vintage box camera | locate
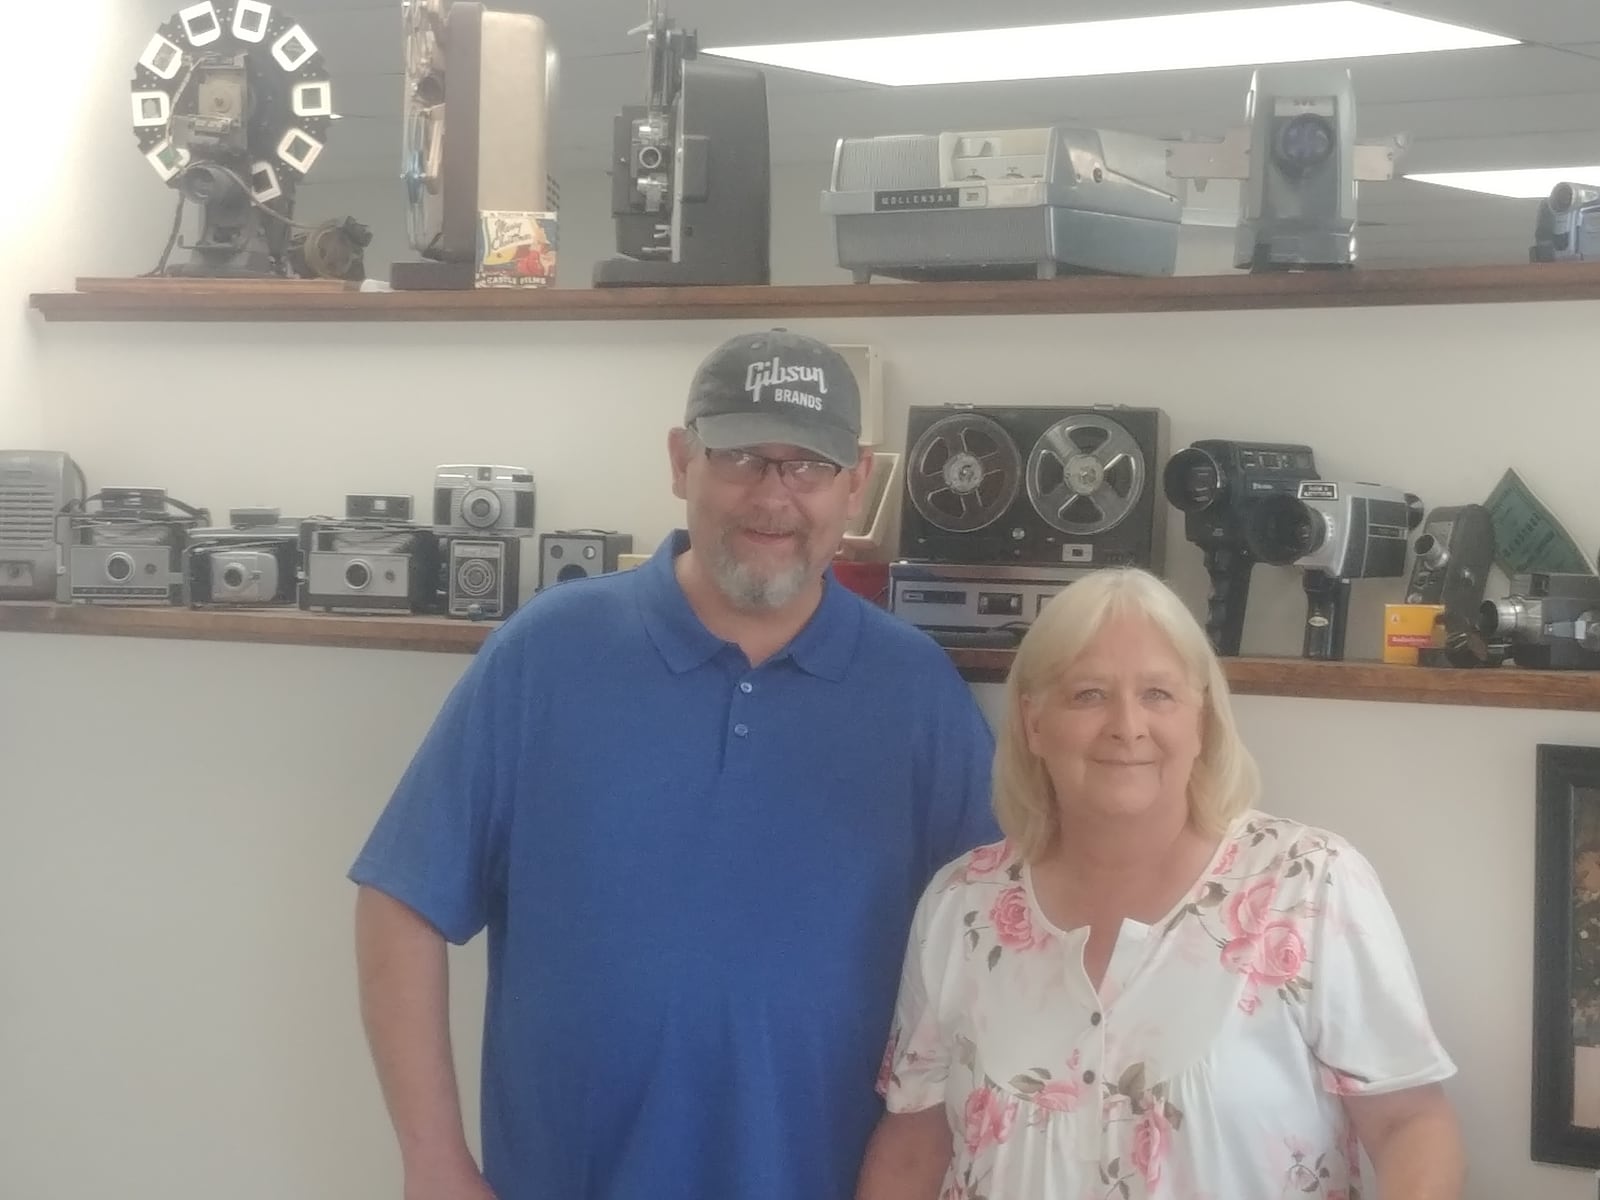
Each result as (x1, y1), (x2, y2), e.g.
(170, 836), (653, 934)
(299, 519), (440, 614)
(184, 509), (301, 607)
(1479, 572), (1600, 670)
(433, 465), (534, 534)
(1246, 480), (1423, 660)
(1163, 439), (1319, 656)
(1531, 182), (1600, 262)
(440, 535), (521, 620)
(0, 450), (87, 600)
(538, 529), (634, 590)
(57, 488), (209, 606)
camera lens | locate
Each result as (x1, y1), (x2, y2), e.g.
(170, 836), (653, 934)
(1272, 113), (1335, 175)
(1162, 448), (1222, 513)
(457, 560), (495, 597)
(462, 488), (499, 528)
(345, 560), (372, 590)
(106, 553), (134, 583)
(222, 563), (247, 589)
(637, 145), (663, 171)
(1245, 494), (1322, 566)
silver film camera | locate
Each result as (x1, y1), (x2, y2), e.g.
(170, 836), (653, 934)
(184, 509), (300, 607)
(432, 465), (535, 534)
(1479, 572), (1600, 670)
(1246, 480), (1423, 660)
(299, 519), (440, 614)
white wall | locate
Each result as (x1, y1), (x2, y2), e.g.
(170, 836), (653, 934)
(8, 4), (1600, 1199)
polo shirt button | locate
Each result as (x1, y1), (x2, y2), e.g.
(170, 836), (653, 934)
(739, 682), (753, 694)
(1082, 1070), (1096, 1084)
(734, 724), (749, 737)
(1090, 1012), (1102, 1026)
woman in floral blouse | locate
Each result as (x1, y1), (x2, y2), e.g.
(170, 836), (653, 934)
(857, 568), (1463, 1200)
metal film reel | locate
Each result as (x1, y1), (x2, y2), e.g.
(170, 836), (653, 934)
(1026, 413), (1146, 537)
(907, 412), (1022, 533)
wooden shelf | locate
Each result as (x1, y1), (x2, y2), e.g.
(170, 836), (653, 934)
(4, 601), (1599, 712)
(28, 262), (1600, 324)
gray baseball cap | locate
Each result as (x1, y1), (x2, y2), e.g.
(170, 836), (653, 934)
(684, 329), (862, 468)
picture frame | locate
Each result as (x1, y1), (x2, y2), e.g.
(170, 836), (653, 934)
(1532, 742), (1600, 1168)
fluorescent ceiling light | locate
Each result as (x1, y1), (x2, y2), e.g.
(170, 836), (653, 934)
(1404, 167), (1600, 199)
(705, 2), (1516, 87)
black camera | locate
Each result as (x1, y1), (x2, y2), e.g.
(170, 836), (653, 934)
(1246, 480), (1424, 660)
(439, 535), (521, 621)
(1162, 440), (1319, 656)
(1478, 572), (1600, 670)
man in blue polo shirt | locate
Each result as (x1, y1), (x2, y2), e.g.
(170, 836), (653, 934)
(350, 329), (997, 1200)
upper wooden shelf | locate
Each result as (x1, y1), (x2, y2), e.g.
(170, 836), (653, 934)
(28, 262), (1600, 324)
(4, 601), (1599, 713)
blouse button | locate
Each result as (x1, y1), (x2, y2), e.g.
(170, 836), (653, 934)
(1089, 1011), (1102, 1026)
(1082, 1070), (1096, 1084)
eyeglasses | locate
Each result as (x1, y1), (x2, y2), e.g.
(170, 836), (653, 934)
(700, 447), (844, 493)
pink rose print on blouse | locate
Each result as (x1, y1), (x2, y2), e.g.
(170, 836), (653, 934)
(1223, 877), (1277, 938)
(1033, 1079), (1082, 1113)
(1213, 839), (1240, 877)
(962, 1085), (1019, 1155)
(989, 885), (1040, 951)
(1130, 1102), (1174, 1187)
(1222, 919), (1308, 988)
(964, 842), (1010, 880)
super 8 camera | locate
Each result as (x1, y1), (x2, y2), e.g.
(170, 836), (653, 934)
(1247, 480), (1424, 660)
(58, 487), (209, 605)
(184, 508), (300, 607)
(1162, 440), (1319, 656)
(1479, 572), (1600, 670)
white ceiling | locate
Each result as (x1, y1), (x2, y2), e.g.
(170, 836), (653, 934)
(297, 0), (1600, 266)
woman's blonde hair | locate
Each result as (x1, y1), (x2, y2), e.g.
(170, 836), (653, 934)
(991, 567), (1260, 860)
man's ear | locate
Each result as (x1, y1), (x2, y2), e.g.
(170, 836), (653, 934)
(842, 446), (874, 521)
(668, 428), (693, 501)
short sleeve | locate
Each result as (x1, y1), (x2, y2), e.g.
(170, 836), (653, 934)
(347, 631), (523, 945)
(878, 884), (954, 1113)
(923, 665), (1000, 867)
(1298, 841), (1456, 1096)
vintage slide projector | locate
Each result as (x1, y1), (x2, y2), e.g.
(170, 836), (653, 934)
(0, 451), (87, 601)
(1530, 182), (1600, 262)
(392, 0), (558, 290)
(890, 405), (1167, 645)
(593, 0), (770, 287)
(1167, 66), (1404, 272)
(130, 2), (337, 277)
(822, 127), (1181, 282)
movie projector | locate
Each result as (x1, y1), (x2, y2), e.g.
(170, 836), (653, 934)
(593, 0), (771, 286)
(1166, 66), (1405, 271)
(130, 2), (338, 277)
(890, 406), (1168, 646)
(392, 0), (557, 289)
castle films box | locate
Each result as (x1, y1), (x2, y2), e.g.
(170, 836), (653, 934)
(476, 211), (559, 288)
(1383, 603), (1445, 665)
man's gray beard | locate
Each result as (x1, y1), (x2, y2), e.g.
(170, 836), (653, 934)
(707, 537), (812, 612)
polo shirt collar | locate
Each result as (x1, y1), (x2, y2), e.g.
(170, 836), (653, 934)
(637, 529), (861, 681)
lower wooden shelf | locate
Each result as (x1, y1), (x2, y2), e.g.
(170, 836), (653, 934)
(3, 601), (1598, 712)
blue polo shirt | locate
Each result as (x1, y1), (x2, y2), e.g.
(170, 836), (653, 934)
(350, 530), (997, 1200)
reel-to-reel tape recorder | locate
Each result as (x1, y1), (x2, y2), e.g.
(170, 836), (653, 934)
(891, 404), (1167, 644)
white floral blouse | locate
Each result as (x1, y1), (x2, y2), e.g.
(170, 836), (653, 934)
(878, 811), (1455, 1200)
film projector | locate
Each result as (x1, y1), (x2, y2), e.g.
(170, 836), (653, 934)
(891, 405), (1167, 645)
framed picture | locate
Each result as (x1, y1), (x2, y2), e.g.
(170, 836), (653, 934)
(1532, 743), (1600, 1167)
